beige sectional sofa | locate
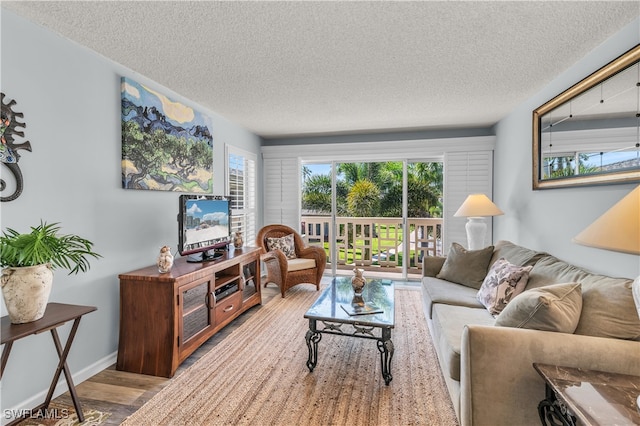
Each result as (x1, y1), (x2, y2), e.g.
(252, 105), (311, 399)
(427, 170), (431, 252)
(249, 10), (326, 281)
(421, 240), (640, 426)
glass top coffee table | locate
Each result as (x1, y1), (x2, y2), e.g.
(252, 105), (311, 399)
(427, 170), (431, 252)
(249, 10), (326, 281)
(303, 276), (395, 385)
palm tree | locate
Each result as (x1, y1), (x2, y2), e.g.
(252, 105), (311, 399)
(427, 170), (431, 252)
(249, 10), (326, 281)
(346, 179), (380, 260)
(302, 174), (332, 213)
(307, 162), (443, 218)
(412, 162), (443, 217)
(302, 172), (349, 215)
(346, 179), (380, 217)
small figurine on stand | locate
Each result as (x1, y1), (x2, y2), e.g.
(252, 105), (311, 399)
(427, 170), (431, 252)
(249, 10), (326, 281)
(351, 268), (366, 295)
(233, 231), (243, 250)
(157, 245), (174, 273)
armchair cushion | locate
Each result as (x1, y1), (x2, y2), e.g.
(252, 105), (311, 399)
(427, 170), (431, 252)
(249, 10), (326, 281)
(287, 258), (316, 272)
(266, 233), (297, 259)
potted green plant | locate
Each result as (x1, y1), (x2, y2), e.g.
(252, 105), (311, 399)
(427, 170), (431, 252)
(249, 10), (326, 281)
(0, 221), (101, 323)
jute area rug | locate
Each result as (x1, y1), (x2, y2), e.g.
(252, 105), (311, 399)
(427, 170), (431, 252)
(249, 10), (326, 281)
(122, 285), (458, 426)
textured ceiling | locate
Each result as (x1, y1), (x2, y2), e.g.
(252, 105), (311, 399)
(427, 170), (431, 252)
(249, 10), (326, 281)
(2, 1), (639, 138)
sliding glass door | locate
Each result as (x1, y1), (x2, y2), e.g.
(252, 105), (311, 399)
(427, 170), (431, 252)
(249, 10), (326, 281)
(301, 160), (442, 280)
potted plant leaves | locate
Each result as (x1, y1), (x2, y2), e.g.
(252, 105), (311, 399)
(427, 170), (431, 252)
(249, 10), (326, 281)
(0, 221), (101, 323)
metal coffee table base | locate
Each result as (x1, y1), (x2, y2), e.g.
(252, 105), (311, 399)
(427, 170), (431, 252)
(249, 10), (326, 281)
(305, 318), (394, 385)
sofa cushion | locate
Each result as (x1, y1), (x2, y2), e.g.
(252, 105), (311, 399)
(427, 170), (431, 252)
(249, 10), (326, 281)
(266, 233), (297, 259)
(436, 243), (494, 289)
(477, 258), (532, 316)
(422, 277), (484, 319)
(431, 304), (495, 381)
(574, 274), (640, 341)
(490, 240), (548, 268)
(495, 282), (582, 333)
(526, 256), (589, 290)
(528, 256), (640, 340)
(423, 256), (446, 277)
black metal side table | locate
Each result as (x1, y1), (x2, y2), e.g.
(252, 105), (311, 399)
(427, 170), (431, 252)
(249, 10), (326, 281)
(1, 303), (96, 425)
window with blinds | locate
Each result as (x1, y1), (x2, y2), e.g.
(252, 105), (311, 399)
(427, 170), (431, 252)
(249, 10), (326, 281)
(443, 151), (494, 251)
(226, 145), (257, 245)
(262, 157), (300, 230)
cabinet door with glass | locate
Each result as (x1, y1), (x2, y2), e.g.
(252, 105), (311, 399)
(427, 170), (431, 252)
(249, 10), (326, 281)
(240, 257), (260, 305)
(177, 276), (214, 357)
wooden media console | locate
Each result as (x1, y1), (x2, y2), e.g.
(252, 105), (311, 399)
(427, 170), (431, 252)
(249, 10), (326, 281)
(117, 246), (261, 377)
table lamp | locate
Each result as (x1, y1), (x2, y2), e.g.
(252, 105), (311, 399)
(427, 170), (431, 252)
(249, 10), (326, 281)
(453, 194), (504, 250)
(572, 185), (640, 411)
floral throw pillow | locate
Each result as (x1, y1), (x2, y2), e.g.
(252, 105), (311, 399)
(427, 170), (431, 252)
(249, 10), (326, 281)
(266, 234), (297, 259)
(477, 258), (533, 316)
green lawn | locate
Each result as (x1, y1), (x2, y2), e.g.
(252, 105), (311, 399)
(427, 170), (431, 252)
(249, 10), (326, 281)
(320, 224), (419, 266)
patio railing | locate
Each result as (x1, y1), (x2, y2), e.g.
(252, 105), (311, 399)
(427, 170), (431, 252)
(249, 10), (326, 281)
(301, 216), (443, 274)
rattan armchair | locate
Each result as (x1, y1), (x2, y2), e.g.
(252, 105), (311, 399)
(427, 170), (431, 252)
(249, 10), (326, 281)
(256, 224), (327, 298)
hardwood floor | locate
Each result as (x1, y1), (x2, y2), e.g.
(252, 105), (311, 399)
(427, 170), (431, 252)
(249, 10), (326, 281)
(38, 284), (281, 425)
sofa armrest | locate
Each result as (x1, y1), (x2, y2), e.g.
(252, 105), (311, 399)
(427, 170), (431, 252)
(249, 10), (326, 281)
(460, 325), (640, 426)
(422, 256), (446, 277)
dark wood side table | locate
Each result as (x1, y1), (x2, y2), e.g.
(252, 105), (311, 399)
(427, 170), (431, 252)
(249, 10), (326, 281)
(1, 303), (96, 426)
(533, 363), (640, 426)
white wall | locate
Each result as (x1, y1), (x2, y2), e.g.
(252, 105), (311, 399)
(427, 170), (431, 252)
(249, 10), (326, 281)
(0, 9), (261, 416)
(493, 17), (640, 279)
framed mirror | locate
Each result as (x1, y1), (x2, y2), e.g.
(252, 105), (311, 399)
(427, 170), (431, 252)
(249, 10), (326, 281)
(533, 44), (640, 189)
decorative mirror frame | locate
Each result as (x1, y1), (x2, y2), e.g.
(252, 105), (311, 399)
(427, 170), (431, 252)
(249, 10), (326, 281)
(533, 44), (640, 190)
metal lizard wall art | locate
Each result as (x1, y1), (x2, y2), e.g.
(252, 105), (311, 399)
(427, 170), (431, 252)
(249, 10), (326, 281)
(1, 93), (32, 202)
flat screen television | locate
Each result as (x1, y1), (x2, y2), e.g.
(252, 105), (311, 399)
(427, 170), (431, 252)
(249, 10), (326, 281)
(178, 195), (231, 262)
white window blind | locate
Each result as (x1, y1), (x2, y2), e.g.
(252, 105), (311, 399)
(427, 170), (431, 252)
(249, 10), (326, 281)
(262, 157), (300, 231)
(226, 145), (257, 245)
(443, 151), (494, 251)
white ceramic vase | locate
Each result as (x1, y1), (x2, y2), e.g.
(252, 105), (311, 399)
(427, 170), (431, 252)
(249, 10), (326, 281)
(1, 264), (53, 324)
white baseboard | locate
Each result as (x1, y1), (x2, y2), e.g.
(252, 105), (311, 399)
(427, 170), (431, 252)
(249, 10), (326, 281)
(2, 351), (117, 425)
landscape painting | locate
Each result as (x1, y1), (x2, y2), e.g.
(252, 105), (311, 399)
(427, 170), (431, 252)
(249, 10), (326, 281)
(121, 77), (213, 192)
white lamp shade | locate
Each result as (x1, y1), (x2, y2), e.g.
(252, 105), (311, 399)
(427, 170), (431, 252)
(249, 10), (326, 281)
(454, 194), (504, 217)
(573, 185), (640, 255)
